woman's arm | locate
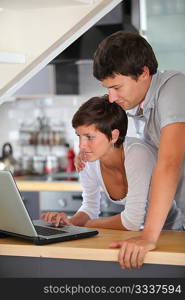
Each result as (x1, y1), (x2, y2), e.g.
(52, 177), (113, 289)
(77, 163), (101, 219)
(70, 211), (91, 226)
(85, 213), (127, 230)
(120, 142), (155, 231)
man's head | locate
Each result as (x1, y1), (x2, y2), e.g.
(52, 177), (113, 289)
(93, 31), (158, 81)
(72, 95), (128, 149)
(93, 31), (158, 110)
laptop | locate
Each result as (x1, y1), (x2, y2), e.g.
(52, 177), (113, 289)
(0, 171), (98, 245)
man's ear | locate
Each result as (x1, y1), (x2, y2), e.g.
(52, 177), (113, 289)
(141, 66), (150, 79)
(111, 129), (120, 144)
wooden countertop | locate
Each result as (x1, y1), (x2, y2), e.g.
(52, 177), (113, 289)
(16, 180), (82, 191)
(0, 229), (185, 266)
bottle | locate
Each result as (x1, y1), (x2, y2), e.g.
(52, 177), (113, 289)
(66, 145), (76, 173)
(45, 155), (58, 174)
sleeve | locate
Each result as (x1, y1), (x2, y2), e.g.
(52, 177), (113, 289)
(121, 143), (156, 230)
(157, 73), (185, 129)
(77, 163), (101, 219)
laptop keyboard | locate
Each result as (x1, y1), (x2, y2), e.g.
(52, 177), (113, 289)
(35, 225), (66, 236)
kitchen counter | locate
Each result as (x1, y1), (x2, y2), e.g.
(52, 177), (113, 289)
(16, 180), (82, 191)
(15, 173), (82, 191)
(0, 229), (185, 278)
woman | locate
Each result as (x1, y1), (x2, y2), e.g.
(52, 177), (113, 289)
(42, 95), (183, 231)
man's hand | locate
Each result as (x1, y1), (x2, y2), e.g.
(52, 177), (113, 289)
(109, 236), (156, 269)
(74, 151), (87, 172)
(41, 211), (71, 227)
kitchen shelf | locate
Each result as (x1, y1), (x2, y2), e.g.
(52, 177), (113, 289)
(19, 129), (65, 146)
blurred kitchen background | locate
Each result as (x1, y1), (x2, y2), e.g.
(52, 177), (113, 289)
(0, 0), (185, 177)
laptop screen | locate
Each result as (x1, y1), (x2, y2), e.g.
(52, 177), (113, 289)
(0, 171), (38, 237)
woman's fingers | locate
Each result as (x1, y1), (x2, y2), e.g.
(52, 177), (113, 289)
(41, 212), (70, 227)
(55, 213), (71, 227)
(41, 212), (55, 223)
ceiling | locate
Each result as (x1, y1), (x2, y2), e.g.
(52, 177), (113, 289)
(0, 0), (93, 10)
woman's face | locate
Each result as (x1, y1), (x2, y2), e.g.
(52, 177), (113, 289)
(75, 124), (113, 162)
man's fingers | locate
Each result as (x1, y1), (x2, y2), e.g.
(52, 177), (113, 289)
(74, 152), (86, 172)
(130, 246), (140, 269)
(137, 247), (147, 268)
(123, 243), (135, 269)
(110, 237), (156, 270)
(118, 242), (127, 269)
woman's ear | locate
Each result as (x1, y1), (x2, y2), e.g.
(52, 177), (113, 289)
(111, 129), (120, 144)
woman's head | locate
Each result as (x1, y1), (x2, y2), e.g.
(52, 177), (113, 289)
(72, 95), (128, 148)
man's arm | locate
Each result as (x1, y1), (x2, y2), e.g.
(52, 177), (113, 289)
(110, 122), (185, 269)
(142, 122), (185, 241)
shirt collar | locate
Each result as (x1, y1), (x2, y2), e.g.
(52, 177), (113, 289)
(142, 70), (160, 112)
(127, 71), (160, 118)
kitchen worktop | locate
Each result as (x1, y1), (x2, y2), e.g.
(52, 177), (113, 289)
(15, 173), (82, 191)
(0, 229), (185, 266)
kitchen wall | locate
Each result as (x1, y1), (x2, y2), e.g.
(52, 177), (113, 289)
(0, 60), (137, 167)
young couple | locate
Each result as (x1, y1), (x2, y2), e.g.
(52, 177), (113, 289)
(42, 31), (185, 269)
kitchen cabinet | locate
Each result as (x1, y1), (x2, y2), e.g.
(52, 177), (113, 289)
(15, 178), (82, 221)
(15, 179), (123, 218)
(0, 229), (184, 278)
(40, 191), (123, 216)
(40, 191), (84, 215)
(16, 180), (82, 220)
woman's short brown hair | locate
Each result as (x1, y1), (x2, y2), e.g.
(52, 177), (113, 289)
(72, 95), (128, 148)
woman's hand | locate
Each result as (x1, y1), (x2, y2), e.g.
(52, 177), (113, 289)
(41, 211), (71, 227)
(74, 151), (87, 172)
(109, 236), (156, 269)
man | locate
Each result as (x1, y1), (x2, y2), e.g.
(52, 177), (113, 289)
(76, 31), (185, 269)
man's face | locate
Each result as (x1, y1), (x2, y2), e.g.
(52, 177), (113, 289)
(102, 72), (150, 111)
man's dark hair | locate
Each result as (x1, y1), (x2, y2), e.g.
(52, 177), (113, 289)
(72, 95), (128, 148)
(93, 31), (158, 81)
